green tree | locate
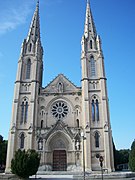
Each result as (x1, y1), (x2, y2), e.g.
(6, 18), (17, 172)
(129, 140), (135, 172)
(113, 140), (130, 170)
(11, 149), (40, 179)
(0, 135), (3, 142)
(0, 135), (8, 167)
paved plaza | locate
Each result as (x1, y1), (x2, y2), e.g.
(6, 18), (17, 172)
(30, 174), (135, 180)
(30, 175), (73, 180)
(0, 173), (135, 180)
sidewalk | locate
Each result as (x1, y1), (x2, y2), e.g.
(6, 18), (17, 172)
(30, 174), (73, 180)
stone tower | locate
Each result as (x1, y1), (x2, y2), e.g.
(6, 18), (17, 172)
(6, 0), (114, 173)
(5, 1), (43, 173)
(81, 0), (114, 171)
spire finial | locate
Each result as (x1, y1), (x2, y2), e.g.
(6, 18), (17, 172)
(26, 0), (41, 42)
(84, 0), (97, 38)
(36, 0), (39, 8)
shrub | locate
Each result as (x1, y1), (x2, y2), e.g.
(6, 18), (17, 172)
(0, 135), (8, 168)
(129, 140), (135, 172)
(11, 149), (40, 179)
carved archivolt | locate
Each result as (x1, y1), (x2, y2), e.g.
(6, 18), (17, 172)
(46, 131), (72, 151)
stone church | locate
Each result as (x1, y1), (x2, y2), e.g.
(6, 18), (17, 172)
(6, 0), (114, 173)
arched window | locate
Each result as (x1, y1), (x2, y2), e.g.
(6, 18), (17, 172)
(90, 56), (96, 77)
(20, 133), (25, 149)
(76, 119), (79, 128)
(41, 120), (44, 128)
(41, 110), (44, 117)
(76, 107), (80, 117)
(90, 40), (93, 49)
(24, 102), (28, 123)
(28, 43), (32, 52)
(96, 100), (99, 121)
(21, 102), (24, 124)
(40, 108), (45, 118)
(20, 99), (29, 124)
(26, 59), (31, 79)
(91, 100), (95, 121)
(95, 132), (100, 148)
(91, 96), (100, 122)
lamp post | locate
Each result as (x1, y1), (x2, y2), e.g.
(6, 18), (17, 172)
(99, 156), (104, 180)
(81, 132), (86, 180)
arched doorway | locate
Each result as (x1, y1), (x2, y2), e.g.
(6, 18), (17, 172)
(53, 150), (67, 171)
(46, 130), (72, 171)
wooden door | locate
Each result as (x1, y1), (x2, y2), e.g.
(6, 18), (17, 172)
(53, 150), (67, 171)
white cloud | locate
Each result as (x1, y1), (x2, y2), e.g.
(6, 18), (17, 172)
(0, 1), (34, 35)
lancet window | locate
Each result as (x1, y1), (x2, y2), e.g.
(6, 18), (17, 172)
(91, 96), (99, 121)
(20, 133), (25, 149)
(90, 40), (93, 49)
(96, 99), (99, 121)
(94, 131), (100, 148)
(28, 43), (32, 52)
(21, 99), (29, 124)
(76, 119), (79, 128)
(92, 100), (95, 121)
(90, 56), (96, 77)
(41, 120), (44, 128)
(26, 59), (31, 79)
(40, 107), (45, 118)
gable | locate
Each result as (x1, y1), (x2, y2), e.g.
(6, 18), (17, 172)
(42, 74), (80, 93)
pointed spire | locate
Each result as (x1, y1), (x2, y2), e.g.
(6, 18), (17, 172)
(84, 0), (97, 38)
(26, 0), (40, 43)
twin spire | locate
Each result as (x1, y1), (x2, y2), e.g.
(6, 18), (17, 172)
(84, 0), (97, 39)
(27, 0), (96, 42)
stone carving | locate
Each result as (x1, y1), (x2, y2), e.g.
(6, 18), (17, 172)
(28, 123), (33, 134)
(53, 139), (66, 149)
(57, 82), (63, 93)
(11, 123), (16, 134)
(38, 139), (43, 150)
(75, 140), (80, 150)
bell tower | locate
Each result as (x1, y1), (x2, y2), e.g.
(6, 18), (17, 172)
(81, 0), (114, 171)
(5, 1), (43, 173)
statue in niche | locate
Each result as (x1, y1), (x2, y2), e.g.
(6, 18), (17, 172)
(57, 82), (63, 93)
(75, 140), (80, 150)
(38, 139), (43, 150)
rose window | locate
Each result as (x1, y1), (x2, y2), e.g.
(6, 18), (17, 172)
(51, 101), (69, 120)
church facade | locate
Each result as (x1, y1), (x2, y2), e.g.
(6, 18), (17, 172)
(6, 1), (114, 173)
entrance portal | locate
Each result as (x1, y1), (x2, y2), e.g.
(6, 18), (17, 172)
(53, 150), (67, 171)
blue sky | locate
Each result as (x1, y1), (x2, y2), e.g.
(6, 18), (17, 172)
(0, 0), (135, 150)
